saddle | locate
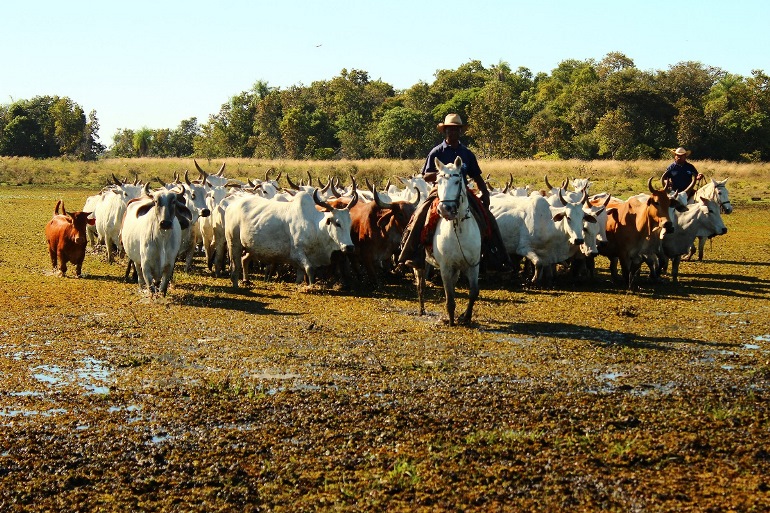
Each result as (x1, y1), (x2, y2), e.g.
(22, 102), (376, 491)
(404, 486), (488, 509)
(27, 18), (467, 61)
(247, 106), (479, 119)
(420, 190), (493, 253)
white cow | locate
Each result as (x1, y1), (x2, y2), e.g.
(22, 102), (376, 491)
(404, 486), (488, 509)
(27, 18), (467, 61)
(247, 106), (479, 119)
(491, 190), (595, 284)
(225, 189), (358, 287)
(685, 178), (732, 261)
(199, 183), (233, 274)
(658, 197), (728, 283)
(176, 172), (211, 271)
(81, 193), (103, 249)
(94, 179), (144, 263)
(121, 186), (193, 296)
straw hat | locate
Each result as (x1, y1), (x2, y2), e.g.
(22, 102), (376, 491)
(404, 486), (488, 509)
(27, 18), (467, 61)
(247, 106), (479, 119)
(437, 113), (466, 131)
(672, 147), (691, 157)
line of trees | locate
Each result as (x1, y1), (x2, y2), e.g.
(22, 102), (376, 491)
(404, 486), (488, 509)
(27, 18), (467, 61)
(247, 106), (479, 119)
(0, 96), (104, 159)
(3, 53), (770, 162)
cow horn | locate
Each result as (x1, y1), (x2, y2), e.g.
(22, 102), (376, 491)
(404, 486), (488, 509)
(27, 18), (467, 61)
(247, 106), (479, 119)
(143, 182), (152, 197)
(344, 176), (359, 210)
(345, 189), (359, 210)
(307, 170), (313, 186)
(682, 175), (697, 194)
(558, 189), (568, 206)
(562, 177), (569, 189)
(217, 162), (226, 176)
(544, 175), (554, 191)
(313, 188), (333, 211)
(412, 187), (421, 208)
(581, 190), (588, 204)
(112, 173), (123, 186)
(184, 169), (192, 186)
(60, 200), (68, 217)
(321, 176), (332, 194)
(371, 182), (391, 209)
(194, 159), (205, 175)
(155, 176), (167, 187)
(264, 168), (271, 181)
(385, 178), (392, 191)
(133, 173), (140, 185)
(648, 176), (660, 193)
(286, 174), (300, 190)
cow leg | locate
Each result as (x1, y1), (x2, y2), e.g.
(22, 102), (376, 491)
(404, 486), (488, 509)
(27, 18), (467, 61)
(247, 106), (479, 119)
(49, 247), (59, 274)
(75, 255), (85, 278)
(697, 236), (706, 261)
(671, 256), (681, 284)
(58, 251), (68, 277)
(159, 266), (172, 297)
(228, 232), (243, 288)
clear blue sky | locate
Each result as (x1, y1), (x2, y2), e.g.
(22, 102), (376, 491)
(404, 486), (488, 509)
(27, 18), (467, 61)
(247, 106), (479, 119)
(2, 0), (768, 147)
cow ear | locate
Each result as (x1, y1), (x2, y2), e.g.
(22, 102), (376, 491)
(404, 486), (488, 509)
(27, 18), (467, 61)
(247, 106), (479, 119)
(136, 203), (154, 218)
(376, 211), (393, 231)
(583, 214), (597, 224)
(552, 212), (566, 222)
(175, 202), (193, 229)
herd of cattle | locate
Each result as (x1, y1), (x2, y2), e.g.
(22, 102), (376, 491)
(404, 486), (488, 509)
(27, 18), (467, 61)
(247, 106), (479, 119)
(44, 160), (732, 298)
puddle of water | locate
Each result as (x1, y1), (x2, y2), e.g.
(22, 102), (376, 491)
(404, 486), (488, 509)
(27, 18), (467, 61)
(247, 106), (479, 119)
(754, 334), (770, 342)
(599, 372), (623, 381)
(0, 408), (67, 418)
(631, 382), (677, 396)
(743, 344), (761, 350)
(151, 434), (171, 444)
(251, 370), (302, 380)
(30, 358), (113, 395)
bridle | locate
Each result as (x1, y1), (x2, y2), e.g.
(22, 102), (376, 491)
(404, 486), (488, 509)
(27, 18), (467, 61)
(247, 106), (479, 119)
(438, 171), (471, 221)
(438, 171), (478, 267)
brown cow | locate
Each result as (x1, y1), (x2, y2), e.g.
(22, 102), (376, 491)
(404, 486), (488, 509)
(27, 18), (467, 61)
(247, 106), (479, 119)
(600, 178), (687, 290)
(45, 200), (95, 277)
(325, 183), (419, 288)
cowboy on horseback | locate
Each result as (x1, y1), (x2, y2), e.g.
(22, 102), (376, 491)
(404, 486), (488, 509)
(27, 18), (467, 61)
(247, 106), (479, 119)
(397, 113), (512, 272)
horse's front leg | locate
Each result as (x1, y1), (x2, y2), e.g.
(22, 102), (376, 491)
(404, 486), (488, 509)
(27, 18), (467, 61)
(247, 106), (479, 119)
(440, 268), (459, 326)
(458, 266), (480, 326)
(415, 268), (427, 316)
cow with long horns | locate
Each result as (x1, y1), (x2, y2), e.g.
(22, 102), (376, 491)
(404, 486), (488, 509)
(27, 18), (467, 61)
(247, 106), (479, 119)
(225, 188), (358, 287)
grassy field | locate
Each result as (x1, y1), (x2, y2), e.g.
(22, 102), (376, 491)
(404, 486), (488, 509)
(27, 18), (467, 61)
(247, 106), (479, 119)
(1, 158), (769, 511)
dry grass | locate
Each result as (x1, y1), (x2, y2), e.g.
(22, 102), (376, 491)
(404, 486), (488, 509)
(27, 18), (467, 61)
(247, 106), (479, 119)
(1, 174), (770, 511)
(2, 156), (769, 203)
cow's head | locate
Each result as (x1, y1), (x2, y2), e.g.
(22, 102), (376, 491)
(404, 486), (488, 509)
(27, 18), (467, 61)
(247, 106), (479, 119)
(371, 184), (419, 236)
(580, 194), (610, 256)
(314, 188), (358, 253)
(551, 189), (589, 246)
(646, 177), (686, 238)
(135, 188), (193, 230)
(183, 170), (211, 218)
(701, 197), (728, 237)
(56, 200), (95, 245)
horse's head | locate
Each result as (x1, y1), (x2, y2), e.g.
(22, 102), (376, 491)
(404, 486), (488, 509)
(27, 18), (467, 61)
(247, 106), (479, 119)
(714, 178), (733, 214)
(435, 156), (465, 221)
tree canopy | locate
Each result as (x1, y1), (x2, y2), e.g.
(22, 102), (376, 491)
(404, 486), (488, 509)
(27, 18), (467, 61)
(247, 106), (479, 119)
(2, 54), (769, 161)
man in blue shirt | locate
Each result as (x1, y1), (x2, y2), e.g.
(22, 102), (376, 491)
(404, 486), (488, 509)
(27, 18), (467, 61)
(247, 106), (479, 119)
(398, 113), (511, 271)
(661, 147), (703, 195)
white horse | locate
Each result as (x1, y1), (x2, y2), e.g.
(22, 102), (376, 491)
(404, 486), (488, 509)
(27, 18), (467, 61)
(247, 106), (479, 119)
(686, 178), (732, 260)
(415, 157), (482, 326)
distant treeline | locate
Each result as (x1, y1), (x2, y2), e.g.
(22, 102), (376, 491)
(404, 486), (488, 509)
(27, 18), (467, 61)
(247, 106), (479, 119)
(2, 53), (769, 162)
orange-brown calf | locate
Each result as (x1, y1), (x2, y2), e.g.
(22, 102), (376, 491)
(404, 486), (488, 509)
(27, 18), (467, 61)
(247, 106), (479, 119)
(45, 200), (95, 277)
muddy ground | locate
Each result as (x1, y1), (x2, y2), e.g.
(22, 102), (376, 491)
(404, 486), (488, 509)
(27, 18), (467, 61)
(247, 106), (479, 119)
(1, 186), (769, 512)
